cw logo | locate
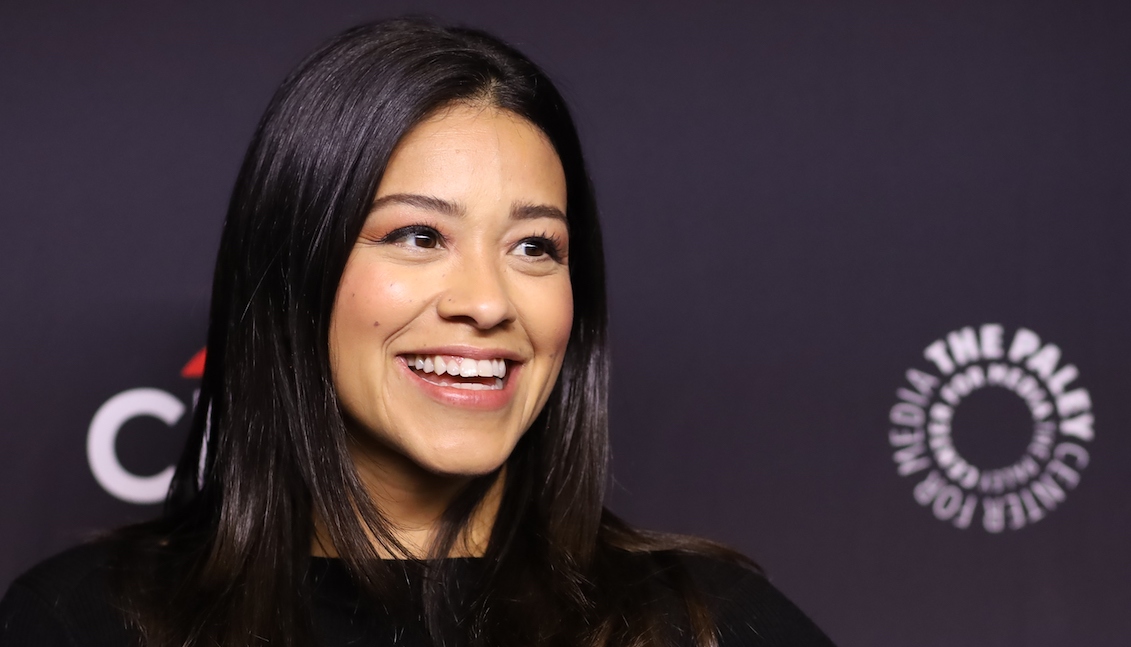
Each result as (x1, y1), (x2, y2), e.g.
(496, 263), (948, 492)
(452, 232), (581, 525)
(86, 349), (204, 504)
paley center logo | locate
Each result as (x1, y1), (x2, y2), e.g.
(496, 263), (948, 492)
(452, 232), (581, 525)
(87, 349), (205, 504)
(888, 324), (1093, 532)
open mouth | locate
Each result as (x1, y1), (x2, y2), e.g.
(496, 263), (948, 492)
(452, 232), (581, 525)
(403, 354), (509, 391)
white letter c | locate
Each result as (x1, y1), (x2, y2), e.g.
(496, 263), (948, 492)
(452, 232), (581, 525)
(87, 388), (183, 504)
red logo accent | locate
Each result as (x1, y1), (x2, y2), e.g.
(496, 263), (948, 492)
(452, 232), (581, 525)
(181, 348), (206, 379)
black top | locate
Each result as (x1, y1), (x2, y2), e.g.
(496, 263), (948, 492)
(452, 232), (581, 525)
(0, 542), (835, 646)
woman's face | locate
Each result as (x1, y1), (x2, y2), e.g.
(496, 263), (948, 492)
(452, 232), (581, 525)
(329, 104), (573, 483)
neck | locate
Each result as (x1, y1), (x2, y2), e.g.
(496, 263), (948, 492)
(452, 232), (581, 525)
(312, 441), (504, 559)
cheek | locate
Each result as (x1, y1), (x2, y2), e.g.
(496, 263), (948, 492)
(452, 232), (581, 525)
(530, 278), (574, 358)
(334, 259), (422, 331)
(329, 259), (429, 393)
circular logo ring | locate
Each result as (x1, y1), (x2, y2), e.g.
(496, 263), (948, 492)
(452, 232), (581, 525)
(888, 325), (1093, 532)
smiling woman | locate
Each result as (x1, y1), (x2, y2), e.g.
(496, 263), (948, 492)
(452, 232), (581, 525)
(334, 106), (572, 472)
(329, 106), (575, 554)
(0, 17), (833, 647)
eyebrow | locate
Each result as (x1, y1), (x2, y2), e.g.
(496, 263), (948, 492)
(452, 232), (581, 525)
(512, 202), (567, 224)
(370, 193), (464, 217)
(370, 193), (567, 224)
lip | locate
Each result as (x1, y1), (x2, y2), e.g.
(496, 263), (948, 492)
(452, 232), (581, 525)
(397, 351), (522, 411)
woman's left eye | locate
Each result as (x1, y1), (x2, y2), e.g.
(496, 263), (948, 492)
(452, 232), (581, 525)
(513, 237), (560, 260)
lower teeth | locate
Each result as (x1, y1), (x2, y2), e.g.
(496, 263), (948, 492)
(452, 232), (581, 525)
(414, 370), (504, 391)
(448, 380), (504, 391)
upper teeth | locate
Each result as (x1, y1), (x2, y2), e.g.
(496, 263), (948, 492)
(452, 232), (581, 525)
(409, 355), (507, 378)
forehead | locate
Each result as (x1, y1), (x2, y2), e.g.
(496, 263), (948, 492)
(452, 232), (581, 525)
(376, 104), (567, 209)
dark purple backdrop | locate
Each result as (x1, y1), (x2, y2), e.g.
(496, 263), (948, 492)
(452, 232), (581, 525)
(2, 1), (1129, 645)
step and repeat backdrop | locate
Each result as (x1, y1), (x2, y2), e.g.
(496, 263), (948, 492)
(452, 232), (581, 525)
(1, 1), (1128, 645)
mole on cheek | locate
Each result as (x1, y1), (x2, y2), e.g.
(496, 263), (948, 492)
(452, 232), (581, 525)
(373, 321), (380, 327)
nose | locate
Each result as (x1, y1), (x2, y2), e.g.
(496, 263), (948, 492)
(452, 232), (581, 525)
(436, 254), (517, 330)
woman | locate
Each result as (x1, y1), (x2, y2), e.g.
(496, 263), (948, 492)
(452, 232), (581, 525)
(0, 18), (834, 647)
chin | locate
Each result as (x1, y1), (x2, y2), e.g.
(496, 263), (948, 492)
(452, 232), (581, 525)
(419, 450), (509, 478)
(395, 432), (506, 477)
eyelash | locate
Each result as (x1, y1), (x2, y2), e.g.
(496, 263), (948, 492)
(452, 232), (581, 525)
(377, 224), (565, 262)
(378, 224), (444, 248)
(517, 231), (566, 261)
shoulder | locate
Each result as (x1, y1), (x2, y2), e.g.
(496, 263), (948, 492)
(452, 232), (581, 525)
(7, 541), (115, 602)
(0, 541), (136, 647)
(669, 553), (837, 647)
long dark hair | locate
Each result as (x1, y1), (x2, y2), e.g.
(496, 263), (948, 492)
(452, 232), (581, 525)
(114, 17), (752, 647)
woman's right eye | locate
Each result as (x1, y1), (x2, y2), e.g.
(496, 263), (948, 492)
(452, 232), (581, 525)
(403, 231), (439, 248)
(380, 225), (443, 249)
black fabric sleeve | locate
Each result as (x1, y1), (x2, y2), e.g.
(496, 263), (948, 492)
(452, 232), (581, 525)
(0, 543), (137, 647)
(682, 555), (836, 647)
(712, 570), (835, 647)
(0, 582), (75, 647)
